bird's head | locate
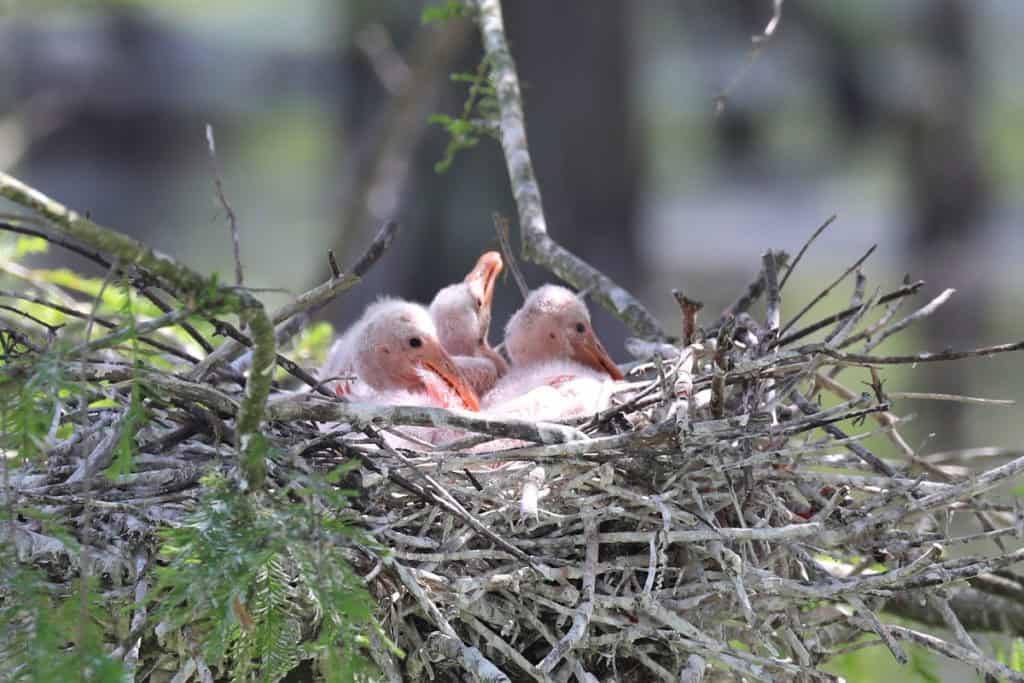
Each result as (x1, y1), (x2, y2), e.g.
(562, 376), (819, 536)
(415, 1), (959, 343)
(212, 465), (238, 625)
(429, 251), (504, 356)
(504, 285), (623, 380)
(355, 299), (481, 410)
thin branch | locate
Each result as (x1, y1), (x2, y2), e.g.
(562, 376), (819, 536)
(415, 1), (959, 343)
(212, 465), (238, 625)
(887, 392), (1014, 406)
(672, 291), (703, 346)
(790, 390), (894, 476)
(754, 0), (785, 44)
(0, 303), (62, 336)
(775, 280), (924, 347)
(860, 287), (956, 351)
(0, 220), (215, 352)
(714, 0), (785, 114)
(0, 289), (202, 366)
(493, 212), (529, 300)
(351, 219), (400, 278)
(716, 252), (791, 328)
(776, 244), (876, 340)
(205, 124), (244, 287)
(188, 271), (359, 382)
(809, 340), (1024, 366)
(858, 621), (1022, 682)
(268, 394), (587, 445)
(762, 250), (781, 333)
(779, 214), (836, 291)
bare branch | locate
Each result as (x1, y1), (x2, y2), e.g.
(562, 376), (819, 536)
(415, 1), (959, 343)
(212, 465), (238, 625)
(493, 212), (529, 301)
(205, 124), (244, 287)
(779, 213), (837, 291)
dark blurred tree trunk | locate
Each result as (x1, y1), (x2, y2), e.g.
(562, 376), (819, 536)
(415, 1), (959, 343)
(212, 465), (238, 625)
(328, 10), (475, 326)
(903, 1), (991, 452)
(502, 0), (644, 350)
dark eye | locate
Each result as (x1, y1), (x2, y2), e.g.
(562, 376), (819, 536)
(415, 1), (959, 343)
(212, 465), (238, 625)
(575, 323), (586, 333)
(474, 296), (483, 308)
(409, 337), (422, 348)
(549, 332), (557, 340)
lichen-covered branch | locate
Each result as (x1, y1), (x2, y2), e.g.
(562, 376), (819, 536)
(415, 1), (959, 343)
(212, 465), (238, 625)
(0, 172), (275, 487)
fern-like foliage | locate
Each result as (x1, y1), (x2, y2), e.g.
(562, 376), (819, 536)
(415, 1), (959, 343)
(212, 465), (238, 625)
(429, 55), (499, 173)
(0, 546), (126, 682)
(149, 463), (376, 682)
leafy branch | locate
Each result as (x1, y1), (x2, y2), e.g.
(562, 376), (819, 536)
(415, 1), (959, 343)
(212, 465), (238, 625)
(428, 55), (498, 173)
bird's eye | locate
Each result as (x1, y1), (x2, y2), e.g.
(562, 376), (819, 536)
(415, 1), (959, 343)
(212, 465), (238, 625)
(575, 323), (586, 334)
(409, 337), (422, 348)
(549, 332), (557, 340)
(474, 296), (483, 308)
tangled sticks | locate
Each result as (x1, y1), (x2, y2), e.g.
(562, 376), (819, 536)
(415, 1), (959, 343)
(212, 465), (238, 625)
(344, 254), (1024, 682)
(3, 173), (1024, 680)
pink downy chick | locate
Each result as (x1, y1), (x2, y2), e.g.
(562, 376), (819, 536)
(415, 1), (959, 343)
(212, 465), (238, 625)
(320, 321), (360, 396)
(429, 251), (509, 395)
(485, 285), (624, 422)
(320, 251), (507, 398)
(346, 299), (482, 448)
(350, 298), (481, 412)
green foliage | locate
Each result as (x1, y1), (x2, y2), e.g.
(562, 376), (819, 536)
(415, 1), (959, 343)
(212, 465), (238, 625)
(275, 321), (333, 382)
(0, 546), (126, 682)
(29, 269), (161, 319)
(0, 348), (80, 464)
(13, 236), (48, 258)
(430, 57), (499, 173)
(292, 321), (334, 363)
(149, 465), (377, 681)
(995, 637), (1024, 678)
(906, 648), (941, 683)
(824, 636), (948, 682)
(1, 229), (377, 681)
(421, 0), (466, 25)
(107, 281), (142, 478)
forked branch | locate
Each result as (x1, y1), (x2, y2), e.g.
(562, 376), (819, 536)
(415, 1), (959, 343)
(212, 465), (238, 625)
(473, 0), (664, 340)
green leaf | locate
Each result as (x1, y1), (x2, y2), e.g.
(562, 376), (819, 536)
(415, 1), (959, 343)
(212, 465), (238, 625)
(14, 235), (48, 257)
(1012, 638), (1024, 672)
(421, 0), (465, 24)
(427, 113), (454, 125)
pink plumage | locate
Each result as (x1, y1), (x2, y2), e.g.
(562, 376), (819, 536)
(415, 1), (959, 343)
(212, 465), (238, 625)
(484, 285), (625, 422)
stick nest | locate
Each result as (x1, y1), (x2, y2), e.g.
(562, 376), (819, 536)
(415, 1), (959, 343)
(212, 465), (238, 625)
(5, 244), (1024, 683)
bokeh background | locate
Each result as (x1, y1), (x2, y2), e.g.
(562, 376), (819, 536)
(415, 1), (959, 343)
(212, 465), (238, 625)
(2, 1), (1022, 678)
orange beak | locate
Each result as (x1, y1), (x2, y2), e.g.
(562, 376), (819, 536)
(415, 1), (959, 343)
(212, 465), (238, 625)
(417, 337), (482, 411)
(571, 330), (624, 380)
(464, 251), (503, 327)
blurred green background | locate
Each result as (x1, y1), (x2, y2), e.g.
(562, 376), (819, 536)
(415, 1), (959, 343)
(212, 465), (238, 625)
(2, 2), (1023, 679)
